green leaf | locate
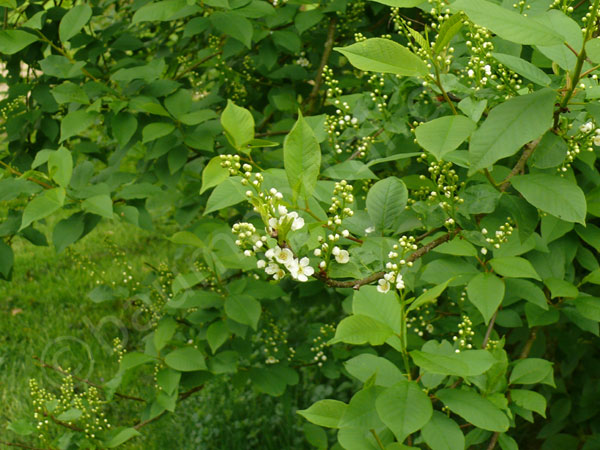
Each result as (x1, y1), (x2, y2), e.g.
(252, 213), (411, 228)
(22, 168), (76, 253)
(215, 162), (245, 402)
(105, 428), (142, 448)
(329, 315), (393, 346)
(433, 13), (464, 54)
(52, 81), (89, 104)
(60, 110), (98, 142)
(142, 122), (175, 143)
(48, 147), (73, 188)
(466, 273), (505, 324)
(534, 10), (582, 70)
(375, 380), (433, 442)
(283, 112), (321, 201)
(206, 321), (229, 353)
(510, 174), (586, 224)
(407, 279), (451, 312)
(369, 0), (424, 6)
(303, 423), (327, 450)
(366, 177), (408, 232)
(415, 115), (476, 161)
(224, 294), (261, 330)
(111, 113), (138, 149)
(322, 160), (378, 180)
(344, 354), (405, 387)
(410, 350), (469, 377)
(56, 408), (82, 422)
(204, 177), (248, 214)
(422, 411), (465, 450)
(210, 11), (253, 48)
(21, 188), (66, 230)
(573, 297), (600, 321)
(586, 38), (600, 64)
(436, 389), (509, 432)
(0, 30), (38, 54)
(298, 399), (348, 429)
(40, 55), (85, 79)
(154, 317), (177, 352)
(334, 38), (429, 77)
(52, 214), (84, 253)
(544, 277), (578, 299)
(7, 419), (35, 436)
(352, 286), (402, 334)
(169, 231), (205, 248)
(201, 157), (232, 195)
(119, 352), (155, 372)
(132, 0), (195, 23)
(59, 5), (92, 42)
(221, 100), (254, 149)
(82, 195), (113, 219)
(451, 0), (562, 45)
(510, 389), (546, 418)
(164, 347), (207, 372)
(468, 89), (555, 174)
(491, 52), (551, 86)
(509, 358), (555, 386)
(0, 240), (14, 279)
(489, 257), (541, 280)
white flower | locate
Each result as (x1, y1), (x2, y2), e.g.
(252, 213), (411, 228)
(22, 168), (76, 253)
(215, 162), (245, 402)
(244, 250), (252, 257)
(291, 216), (304, 231)
(342, 229), (350, 237)
(314, 248), (322, 256)
(384, 272), (395, 282)
(335, 249), (350, 264)
(268, 217), (278, 230)
(275, 247), (294, 266)
(483, 64), (492, 76)
(594, 135), (600, 147)
(254, 240), (263, 249)
(395, 274), (405, 290)
(365, 226), (375, 234)
(278, 205), (288, 215)
(265, 262), (285, 280)
(332, 246), (340, 256)
(377, 279), (390, 293)
(480, 248), (488, 255)
(265, 246), (279, 260)
(257, 260), (266, 269)
(467, 69), (474, 78)
(481, 228), (488, 235)
(580, 121), (594, 133)
(289, 257), (314, 282)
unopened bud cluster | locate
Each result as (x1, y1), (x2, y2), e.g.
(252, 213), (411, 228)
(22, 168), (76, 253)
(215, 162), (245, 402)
(482, 220), (513, 250)
(453, 315), (475, 352)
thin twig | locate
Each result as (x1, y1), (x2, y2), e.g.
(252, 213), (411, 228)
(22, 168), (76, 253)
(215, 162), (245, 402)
(498, 138), (541, 192)
(174, 51), (222, 80)
(305, 18), (337, 114)
(370, 429), (386, 450)
(519, 327), (538, 359)
(482, 310), (498, 349)
(486, 432), (500, 450)
(0, 160), (54, 190)
(0, 441), (53, 450)
(133, 410), (167, 430)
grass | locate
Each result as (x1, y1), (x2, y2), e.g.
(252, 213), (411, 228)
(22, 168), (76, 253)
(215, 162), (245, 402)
(0, 220), (319, 449)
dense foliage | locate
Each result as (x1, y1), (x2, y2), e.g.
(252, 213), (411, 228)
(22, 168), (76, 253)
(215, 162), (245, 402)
(2, 0), (600, 448)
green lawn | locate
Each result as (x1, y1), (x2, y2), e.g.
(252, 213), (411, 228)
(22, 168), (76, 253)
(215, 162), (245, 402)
(0, 220), (316, 449)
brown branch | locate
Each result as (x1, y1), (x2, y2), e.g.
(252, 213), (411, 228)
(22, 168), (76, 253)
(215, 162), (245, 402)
(133, 410), (167, 430)
(179, 384), (205, 400)
(486, 432), (500, 450)
(519, 327), (538, 359)
(498, 138), (541, 192)
(314, 230), (458, 289)
(305, 18), (337, 114)
(482, 310), (498, 349)
(0, 441), (53, 450)
(0, 161), (54, 190)
(46, 413), (83, 432)
(254, 130), (289, 138)
(174, 51), (222, 80)
(33, 356), (145, 403)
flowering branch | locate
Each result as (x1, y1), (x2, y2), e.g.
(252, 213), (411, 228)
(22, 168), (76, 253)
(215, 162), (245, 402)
(314, 230), (458, 289)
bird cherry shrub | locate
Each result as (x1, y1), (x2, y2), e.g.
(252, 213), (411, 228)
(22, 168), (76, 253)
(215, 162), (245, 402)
(2, 0), (600, 448)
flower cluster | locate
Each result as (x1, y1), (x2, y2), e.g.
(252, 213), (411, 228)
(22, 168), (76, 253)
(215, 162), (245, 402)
(377, 235), (415, 293)
(310, 323), (335, 368)
(233, 222), (267, 256)
(258, 246), (314, 282)
(328, 180), (355, 224)
(480, 220), (514, 253)
(453, 314), (475, 352)
(407, 304), (435, 337)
